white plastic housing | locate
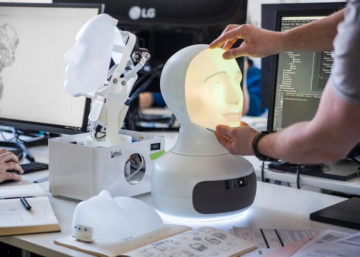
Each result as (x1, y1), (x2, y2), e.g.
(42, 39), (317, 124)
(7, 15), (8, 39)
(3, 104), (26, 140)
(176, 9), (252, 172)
(49, 130), (165, 200)
(152, 151), (255, 219)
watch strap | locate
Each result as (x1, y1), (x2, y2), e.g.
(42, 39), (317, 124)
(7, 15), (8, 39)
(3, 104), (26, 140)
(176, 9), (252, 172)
(252, 131), (279, 162)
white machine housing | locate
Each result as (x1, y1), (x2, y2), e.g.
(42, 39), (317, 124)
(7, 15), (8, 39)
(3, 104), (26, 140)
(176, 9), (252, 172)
(152, 45), (257, 220)
(49, 130), (164, 200)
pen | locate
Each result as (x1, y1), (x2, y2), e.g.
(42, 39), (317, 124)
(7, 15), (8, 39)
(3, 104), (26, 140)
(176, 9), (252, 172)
(0, 196), (35, 200)
(206, 128), (215, 133)
(33, 177), (49, 183)
(20, 197), (32, 211)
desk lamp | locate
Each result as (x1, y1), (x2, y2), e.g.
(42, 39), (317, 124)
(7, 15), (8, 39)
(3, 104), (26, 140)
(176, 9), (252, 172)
(152, 45), (256, 220)
(64, 14), (149, 145)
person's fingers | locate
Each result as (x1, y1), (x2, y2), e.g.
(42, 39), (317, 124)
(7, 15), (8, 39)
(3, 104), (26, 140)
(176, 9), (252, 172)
(223, 38), (239, 51)
(0, 149), (8, 155)
(209, 25), (245, 49)
(223, 43), (250, 59)
(2, 161), (23, 174)
(215, 125), (236, 137)
(0, 152), (19, 164)
(3, 171), (22, 181)
(214, 131), (234, 150)
(209, 24), (239, 49)
(240, 122), (249, 127)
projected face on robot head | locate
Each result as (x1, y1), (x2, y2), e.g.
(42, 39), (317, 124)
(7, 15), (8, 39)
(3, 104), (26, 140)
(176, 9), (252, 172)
(64, 14), (116, 97)
(185, 48), (243, 129)
(0, 24), (19, 99)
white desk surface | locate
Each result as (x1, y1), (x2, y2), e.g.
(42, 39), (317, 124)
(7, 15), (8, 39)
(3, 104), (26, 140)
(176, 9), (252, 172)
(0, 138), (359, 257)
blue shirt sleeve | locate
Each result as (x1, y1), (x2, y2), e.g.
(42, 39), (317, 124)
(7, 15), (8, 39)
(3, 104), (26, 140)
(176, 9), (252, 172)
(152, 92), (167, 107)
(246, 66), (264, 117)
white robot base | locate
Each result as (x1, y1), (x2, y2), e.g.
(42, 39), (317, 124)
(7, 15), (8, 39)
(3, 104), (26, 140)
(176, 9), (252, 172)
(152, 150), (256, 220)
(49, 130), (165, 200)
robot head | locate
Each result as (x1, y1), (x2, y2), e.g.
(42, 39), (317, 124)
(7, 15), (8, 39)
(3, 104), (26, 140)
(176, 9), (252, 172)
(161, 45), (243, 134)
(64, 14), (116, 97)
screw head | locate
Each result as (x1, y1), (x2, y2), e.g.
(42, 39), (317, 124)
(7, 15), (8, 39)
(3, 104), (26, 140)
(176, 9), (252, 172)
(122, 81), (126, 85)
(113, 79), (118, 84)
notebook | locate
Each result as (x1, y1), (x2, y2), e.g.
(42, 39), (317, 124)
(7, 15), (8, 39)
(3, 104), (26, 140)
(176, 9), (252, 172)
(0, 184), (60, 236)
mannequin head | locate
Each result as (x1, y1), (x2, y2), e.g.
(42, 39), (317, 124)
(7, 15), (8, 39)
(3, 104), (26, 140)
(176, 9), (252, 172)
(64, 14), (116, 97)
(161, 45), (243, 134)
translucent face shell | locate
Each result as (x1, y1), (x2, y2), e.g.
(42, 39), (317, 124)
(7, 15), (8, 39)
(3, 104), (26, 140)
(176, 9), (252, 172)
(64, 14), (115, 97)
(185, 48), (243, 129)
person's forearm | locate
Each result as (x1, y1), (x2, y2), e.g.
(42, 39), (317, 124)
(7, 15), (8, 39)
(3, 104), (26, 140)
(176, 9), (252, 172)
(279, 9), (344, 52)
(258, 121), (345, 164)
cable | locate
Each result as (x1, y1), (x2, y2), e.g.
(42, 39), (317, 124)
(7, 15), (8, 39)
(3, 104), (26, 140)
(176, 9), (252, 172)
(296, 165), (301, 189)
(348, 156), (360, 179)
(127, 154), (144, 180)
(261, 161), (266, 182)
(125, 73), (158, 106)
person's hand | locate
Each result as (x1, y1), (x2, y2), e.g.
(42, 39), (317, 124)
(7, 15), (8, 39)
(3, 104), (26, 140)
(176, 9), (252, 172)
(214, 122), (259, 155)
(209, 24), (284, 59)
(0, 149), (23, 183)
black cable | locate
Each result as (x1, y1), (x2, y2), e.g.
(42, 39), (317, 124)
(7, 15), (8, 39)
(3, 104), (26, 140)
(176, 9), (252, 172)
(126, 65), (164, 105)
(126, 73), (158, 106)
(348, 156), (360, 179)
(296, 165), (301, 189)
(261, 161), (266, 182)
(349, 156), (360, 165)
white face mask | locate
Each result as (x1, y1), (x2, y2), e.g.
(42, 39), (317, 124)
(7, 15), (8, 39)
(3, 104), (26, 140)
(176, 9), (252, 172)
(185, 48), (243, 129)
(64, 14), (116, 97)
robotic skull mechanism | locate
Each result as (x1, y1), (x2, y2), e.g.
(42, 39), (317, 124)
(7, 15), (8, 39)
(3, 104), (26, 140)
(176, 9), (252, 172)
(49, 14), (165, 200)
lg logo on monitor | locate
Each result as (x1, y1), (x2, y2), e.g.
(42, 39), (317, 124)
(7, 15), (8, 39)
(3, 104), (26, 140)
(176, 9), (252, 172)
(129, 6), (156, 20)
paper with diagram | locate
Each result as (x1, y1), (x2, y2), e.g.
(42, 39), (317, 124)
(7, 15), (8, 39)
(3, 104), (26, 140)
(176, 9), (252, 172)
(120, 227), (257, 257)
(291, 229), (356, 257)
(231, 227), (321, 256)
(56, 225), (256, 257)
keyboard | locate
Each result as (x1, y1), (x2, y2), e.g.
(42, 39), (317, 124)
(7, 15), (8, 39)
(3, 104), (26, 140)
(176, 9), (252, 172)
(19, 162), (49, 174)
(2, 162), (49, 184)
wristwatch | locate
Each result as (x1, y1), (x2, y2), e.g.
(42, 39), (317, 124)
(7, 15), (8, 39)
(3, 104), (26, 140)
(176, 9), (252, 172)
(252, 131), (279, 162)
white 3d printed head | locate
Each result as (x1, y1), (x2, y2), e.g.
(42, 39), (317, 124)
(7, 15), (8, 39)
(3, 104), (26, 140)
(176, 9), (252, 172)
(64, 14), (116, 97)
(161, 45), (243, 133)
(72, 191), (163, 242)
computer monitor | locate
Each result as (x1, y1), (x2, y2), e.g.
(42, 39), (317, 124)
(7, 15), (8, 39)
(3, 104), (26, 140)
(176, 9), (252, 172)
(266, 7), (359, 182)
(261, 2), (346, 109)
(0, 3), (103, 135)
(267, 8), (344, 131)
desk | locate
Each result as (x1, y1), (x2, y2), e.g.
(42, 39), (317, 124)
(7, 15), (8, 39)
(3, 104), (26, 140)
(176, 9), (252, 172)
(0, 143), (359, 257)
